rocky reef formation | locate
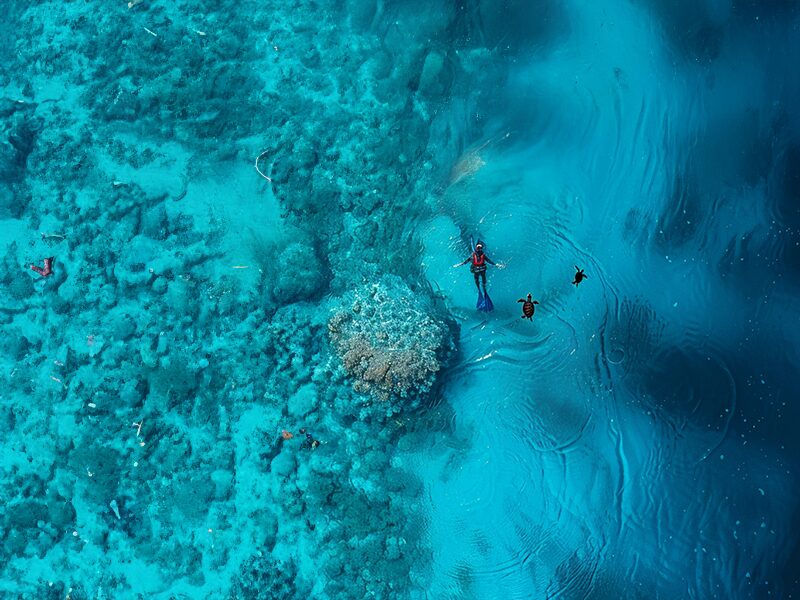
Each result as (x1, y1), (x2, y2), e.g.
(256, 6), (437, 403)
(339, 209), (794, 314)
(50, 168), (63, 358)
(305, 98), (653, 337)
(229, 553), (309, 599)
(0, 0), (480, 596)
(328, 276), (455, 401)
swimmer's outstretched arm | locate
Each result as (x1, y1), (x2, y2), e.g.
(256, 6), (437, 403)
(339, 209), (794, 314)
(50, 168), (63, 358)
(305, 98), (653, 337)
(485, 255), (506, 269)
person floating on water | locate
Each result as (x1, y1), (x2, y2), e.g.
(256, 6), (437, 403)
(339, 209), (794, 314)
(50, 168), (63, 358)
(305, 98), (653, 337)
(30, 257), (55, 278)
(517, 293), (539, 320)
(572, 266), (588, 286)
(453, 240), (504, 312)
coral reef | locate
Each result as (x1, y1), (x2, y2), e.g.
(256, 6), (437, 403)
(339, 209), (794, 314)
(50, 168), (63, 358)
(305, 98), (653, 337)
(328, 276), (455, 401)
(0, 0), (478, 596)
(228, 553), (309, 599)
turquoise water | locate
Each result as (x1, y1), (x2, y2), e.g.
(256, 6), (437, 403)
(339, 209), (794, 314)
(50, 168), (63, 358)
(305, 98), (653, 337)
(1, 0), (799, 598)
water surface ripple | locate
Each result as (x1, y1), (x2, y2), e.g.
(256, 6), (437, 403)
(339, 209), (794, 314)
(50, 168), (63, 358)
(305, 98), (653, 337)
(416, 0), (800, 597)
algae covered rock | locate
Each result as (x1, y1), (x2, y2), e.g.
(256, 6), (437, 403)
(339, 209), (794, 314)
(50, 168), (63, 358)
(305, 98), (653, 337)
(328, 275), (454, 401)
(229, 553), (309, 600)
(288, 382), (318, 418)
(418, 51), (446, 96)
(271, 242), (326, 304)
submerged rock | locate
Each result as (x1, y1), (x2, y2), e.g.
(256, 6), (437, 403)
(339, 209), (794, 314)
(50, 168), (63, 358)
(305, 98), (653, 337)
(229, 553), (309, 599)
(272, 242), (326, 304)
(418, 51), (446, 96)
(288, 382), (318, 418)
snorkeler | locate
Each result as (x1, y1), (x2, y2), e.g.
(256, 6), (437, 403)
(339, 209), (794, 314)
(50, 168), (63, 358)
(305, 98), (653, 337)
(30, 257), (55, 278)
(453, 241), (504, 312)
(453, 241), (503, 292)
(299, 428), (321, 450)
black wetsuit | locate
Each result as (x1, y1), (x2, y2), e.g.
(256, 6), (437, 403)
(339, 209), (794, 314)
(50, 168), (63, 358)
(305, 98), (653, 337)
(457, 250), (496, 292)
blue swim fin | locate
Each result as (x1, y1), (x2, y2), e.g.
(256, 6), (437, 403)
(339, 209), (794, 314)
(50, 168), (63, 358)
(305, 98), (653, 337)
(476, 289), (485, 310)
(482, 291), (494, 312)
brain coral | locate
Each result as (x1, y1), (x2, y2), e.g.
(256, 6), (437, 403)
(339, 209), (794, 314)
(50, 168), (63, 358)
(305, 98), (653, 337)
(328, 275), (454, 401)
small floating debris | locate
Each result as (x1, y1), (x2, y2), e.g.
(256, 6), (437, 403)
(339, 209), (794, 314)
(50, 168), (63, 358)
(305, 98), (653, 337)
(110, 500), (121, 520)
(607, 348), (625, 364)
(193, 29), (207, 36)
(232, 265), (249, 269)
(255, 149), (273, 182)
(143, 27), (158, 37)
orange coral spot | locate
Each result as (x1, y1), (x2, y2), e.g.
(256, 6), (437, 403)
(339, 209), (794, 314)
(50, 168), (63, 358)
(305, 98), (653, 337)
(281, 430), (294, 440)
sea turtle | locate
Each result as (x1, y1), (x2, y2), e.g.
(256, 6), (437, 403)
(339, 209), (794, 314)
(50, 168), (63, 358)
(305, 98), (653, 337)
(572, 266), (588, 286)
(517, 293), (539, 320)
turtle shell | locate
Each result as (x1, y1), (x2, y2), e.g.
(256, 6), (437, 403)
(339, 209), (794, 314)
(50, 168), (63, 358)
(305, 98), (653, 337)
(523, 301), (534, 317)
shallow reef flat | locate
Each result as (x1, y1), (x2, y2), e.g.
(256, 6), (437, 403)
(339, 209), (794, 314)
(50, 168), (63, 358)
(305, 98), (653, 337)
(0, 0), (470, 597)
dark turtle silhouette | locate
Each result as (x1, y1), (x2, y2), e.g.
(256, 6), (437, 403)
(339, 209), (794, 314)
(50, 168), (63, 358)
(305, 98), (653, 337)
(517, 293), (539, 320)
(572, 266), (588, 286)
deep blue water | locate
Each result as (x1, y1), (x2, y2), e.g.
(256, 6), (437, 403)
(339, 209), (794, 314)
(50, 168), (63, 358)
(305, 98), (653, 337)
(1, 0), (799, 598)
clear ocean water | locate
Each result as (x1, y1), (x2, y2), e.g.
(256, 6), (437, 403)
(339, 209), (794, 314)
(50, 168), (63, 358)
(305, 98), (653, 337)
(1, 0), (798, 598)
